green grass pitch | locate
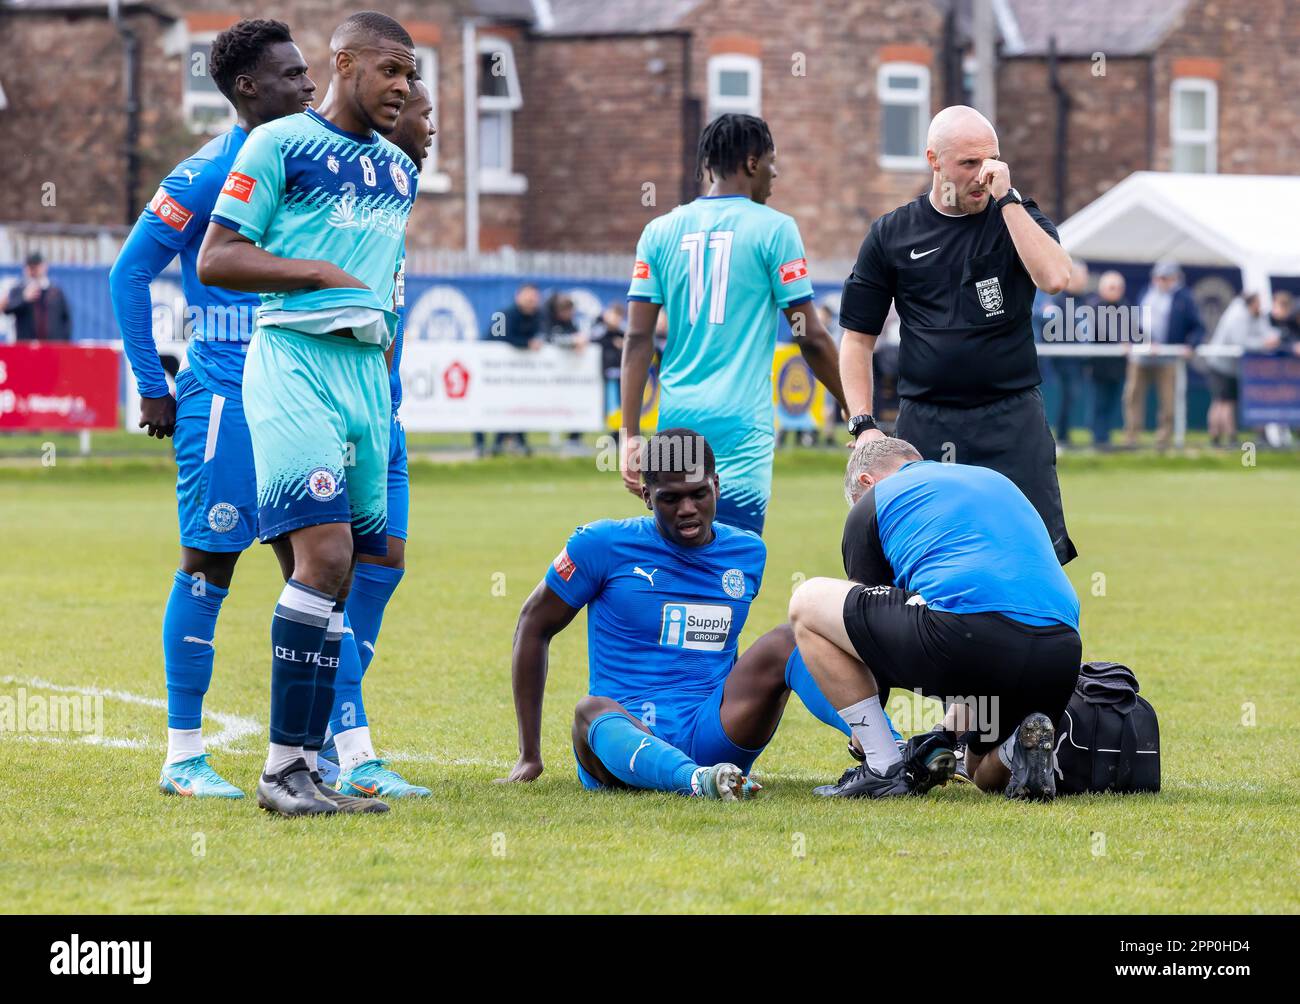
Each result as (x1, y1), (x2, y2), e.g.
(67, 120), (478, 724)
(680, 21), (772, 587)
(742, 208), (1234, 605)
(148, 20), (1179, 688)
(1, 449), (1297, 913)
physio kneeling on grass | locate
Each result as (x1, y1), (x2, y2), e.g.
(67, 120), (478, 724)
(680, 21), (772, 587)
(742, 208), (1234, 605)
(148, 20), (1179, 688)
(789, 436), (1082, 801)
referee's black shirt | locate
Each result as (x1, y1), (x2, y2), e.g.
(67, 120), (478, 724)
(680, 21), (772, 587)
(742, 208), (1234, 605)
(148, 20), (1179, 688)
(840, 194), (1059, 407)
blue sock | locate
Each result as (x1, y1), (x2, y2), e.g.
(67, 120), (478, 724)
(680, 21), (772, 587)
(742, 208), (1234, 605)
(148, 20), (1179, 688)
(304, 604), (344, 753)
(163, 569), (228, 730)
(345, 562), (404, 673)
(587, 713), (697, 794)
(269, 580), (334, 748)
(785, 647), (903, 742)
(327, 612), (368, 739)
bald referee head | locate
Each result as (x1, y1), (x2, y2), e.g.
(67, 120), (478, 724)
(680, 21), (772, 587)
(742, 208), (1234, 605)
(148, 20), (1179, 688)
(836, 105), (1078, 565)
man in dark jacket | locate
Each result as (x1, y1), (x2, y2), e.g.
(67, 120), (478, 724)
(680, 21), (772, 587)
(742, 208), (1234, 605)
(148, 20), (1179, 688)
(1085, 270), (1132, 449)
(476, 283), (543, 457)
(1124, 260), (1204, 449)
(4, 253), (72, 342)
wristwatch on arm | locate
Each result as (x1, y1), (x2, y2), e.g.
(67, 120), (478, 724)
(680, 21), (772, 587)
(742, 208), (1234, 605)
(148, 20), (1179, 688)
(995, 187), (1023, 210)
(848, 414), (879, 438)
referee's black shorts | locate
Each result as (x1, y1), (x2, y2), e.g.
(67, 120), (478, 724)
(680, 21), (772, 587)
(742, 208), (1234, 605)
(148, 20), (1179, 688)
(896, 387), (1078, 564)
(841, 584), (1081, 753)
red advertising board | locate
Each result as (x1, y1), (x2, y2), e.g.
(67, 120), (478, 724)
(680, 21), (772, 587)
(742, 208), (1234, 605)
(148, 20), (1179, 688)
(0, 343), (120, 430)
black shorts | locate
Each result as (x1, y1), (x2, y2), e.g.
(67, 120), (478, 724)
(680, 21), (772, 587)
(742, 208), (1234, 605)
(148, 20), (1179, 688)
(896, 387), (1077, 564)
(1206, 370), (1239, 402)
(841, 584), (1081, 753)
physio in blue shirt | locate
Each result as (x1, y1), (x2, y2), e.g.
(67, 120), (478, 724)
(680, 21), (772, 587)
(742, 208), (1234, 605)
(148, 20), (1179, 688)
(108, 19), (315, 799)
(790, 437), (1082, 802)
(501, 428), (868, 800)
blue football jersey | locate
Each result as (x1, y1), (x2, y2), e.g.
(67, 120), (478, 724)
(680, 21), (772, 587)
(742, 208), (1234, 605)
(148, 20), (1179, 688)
(137, 127), (260, 400)
(544, 517), (767, 732)
(873, 461), (1080, 629)
(627, 195), (815, 515)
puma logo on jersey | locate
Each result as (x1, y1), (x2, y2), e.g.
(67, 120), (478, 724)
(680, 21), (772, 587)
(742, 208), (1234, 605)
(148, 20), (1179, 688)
(633, 567), (657, 587)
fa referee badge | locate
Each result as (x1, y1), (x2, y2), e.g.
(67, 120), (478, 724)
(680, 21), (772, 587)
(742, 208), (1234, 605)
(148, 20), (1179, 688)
(976, 277), (1004, 315)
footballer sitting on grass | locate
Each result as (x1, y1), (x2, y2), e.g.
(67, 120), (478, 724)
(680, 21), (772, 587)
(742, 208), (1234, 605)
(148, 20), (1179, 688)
(500, 429), (868, 800)
(789, 437), (1082, 800)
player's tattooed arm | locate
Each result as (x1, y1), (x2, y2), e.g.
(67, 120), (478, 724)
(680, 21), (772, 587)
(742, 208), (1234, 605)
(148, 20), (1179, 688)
(497, 581), (582, 783)
(619, 300), (660, 497)
(196, 221), (367, 293)
(786, 301), (848, 417)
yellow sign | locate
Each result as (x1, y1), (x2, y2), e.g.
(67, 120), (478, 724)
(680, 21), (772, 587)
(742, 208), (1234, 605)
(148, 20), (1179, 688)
(772, 344), (825, 432)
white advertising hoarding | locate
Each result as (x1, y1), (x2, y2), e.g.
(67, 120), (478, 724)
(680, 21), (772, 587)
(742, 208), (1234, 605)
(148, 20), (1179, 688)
(398, 340), (604, 432)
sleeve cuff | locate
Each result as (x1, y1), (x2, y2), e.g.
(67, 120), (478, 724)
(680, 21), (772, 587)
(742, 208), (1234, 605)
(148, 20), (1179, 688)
(210, 214), (259, 241)
(781, 294), (814, 308)
(626, 294), (660, 303)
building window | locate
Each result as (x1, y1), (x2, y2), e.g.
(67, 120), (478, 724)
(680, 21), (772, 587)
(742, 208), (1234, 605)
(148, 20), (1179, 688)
(877, 62), (929, 169)
(477, 36), (525, 194)
(412, 45), (450, 194)
(184, 33), (236, 134)
(1171, 78), (1217, 173)
(707, 54), (761, 120)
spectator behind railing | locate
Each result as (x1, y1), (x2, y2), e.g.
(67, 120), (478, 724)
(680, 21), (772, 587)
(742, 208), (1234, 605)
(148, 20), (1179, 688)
(1084, 270), (1132, 450)
(1125, 260), (1204, 450)
(543, 292), (589, 448)
(4, 252), (71, 342)
(1269, 291), (1300, 355)
(590, 301), (626, 417)
(1202, 291), (1278, 447)
(1046, 261), (1090, 448)
(475, 282), (541, 458)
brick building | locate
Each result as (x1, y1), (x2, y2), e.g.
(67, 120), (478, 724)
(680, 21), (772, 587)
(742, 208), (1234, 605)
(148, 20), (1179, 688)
(1, 0), (1295, 265)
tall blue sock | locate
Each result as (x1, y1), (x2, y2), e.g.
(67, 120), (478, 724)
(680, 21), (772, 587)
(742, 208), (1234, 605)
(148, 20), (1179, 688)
(785, 647), (903, 742)
(268, 580), (334, 748)
(345, 562), (404, 673)
(304, 604), (344, 753)
(587, 713), (697, 794)
(163, 569), (228, 730)
(327, 612), (368, 738)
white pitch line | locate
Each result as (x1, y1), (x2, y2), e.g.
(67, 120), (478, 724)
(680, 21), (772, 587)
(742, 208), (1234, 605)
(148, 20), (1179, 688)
(0, 674), (261, 752)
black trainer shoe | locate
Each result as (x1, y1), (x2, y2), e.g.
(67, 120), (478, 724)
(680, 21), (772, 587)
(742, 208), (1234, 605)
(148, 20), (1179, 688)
(951, 744), (972, 783)
(308, 771), (390, 814)
(1004, 712), (1057, 802)
(256, 759), (339, 817)
(902, 727), (957, 794)
(812, 760), (911, 798)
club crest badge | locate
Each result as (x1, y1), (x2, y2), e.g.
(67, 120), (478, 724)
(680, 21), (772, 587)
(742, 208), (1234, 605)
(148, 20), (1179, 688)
(306, 468), (340, 501)
(327, 154), (340, 174)
(721, 568), (746, 599)
(389, 161), (409, 197)
(976, 276), (1004, 314)
(207, 502), (239, 533)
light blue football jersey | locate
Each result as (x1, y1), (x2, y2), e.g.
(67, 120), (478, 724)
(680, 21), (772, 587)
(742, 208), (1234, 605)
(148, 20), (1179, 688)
(210, 109), (417, 350)
(544, 516), (766, 738)
(627, 195), (814, 518)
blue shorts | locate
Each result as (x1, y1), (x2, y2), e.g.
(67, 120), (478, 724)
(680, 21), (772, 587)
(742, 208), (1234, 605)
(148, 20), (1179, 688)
(386, 413), (409, 541)
(173, 368), (257, 552)
(574, 675), (767, 790)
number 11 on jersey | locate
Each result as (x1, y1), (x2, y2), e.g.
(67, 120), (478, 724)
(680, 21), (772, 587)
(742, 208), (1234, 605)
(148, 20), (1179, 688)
(680, 230), (733, 325)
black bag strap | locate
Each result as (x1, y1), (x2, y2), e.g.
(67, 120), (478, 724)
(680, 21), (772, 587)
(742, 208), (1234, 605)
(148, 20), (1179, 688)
(1117, 707), (1139, 790)
(1090, 703), (1107, 791)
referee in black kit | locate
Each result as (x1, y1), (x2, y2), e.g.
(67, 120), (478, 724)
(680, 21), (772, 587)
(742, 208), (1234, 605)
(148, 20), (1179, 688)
(839, 105), (1077, 563)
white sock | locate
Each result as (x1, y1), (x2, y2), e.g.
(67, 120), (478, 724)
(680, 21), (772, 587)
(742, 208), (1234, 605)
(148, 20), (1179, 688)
(838, 696), (903, 774)
(334, 726), (376, 772)
(303, 749), (318, 772)
(166, 728), (204, 765)
(265, 742), (304, 777)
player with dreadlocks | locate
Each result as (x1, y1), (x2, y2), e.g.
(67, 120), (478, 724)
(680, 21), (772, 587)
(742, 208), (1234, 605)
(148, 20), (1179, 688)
(620, 112), (847, 536)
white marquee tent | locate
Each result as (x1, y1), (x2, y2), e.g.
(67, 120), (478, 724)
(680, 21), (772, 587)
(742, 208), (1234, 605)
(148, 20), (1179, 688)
(1056, 172), (1300, 296)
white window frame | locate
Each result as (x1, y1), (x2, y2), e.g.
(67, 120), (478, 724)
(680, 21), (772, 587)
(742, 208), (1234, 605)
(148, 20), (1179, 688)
(1170, 77), (1217, 174)
(412, 45), (451, 194)
(476, 35), (526, 194)
(707, 53), (762, 121)
(877, 62), (930, 170)
(182, 30), (236, 134)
